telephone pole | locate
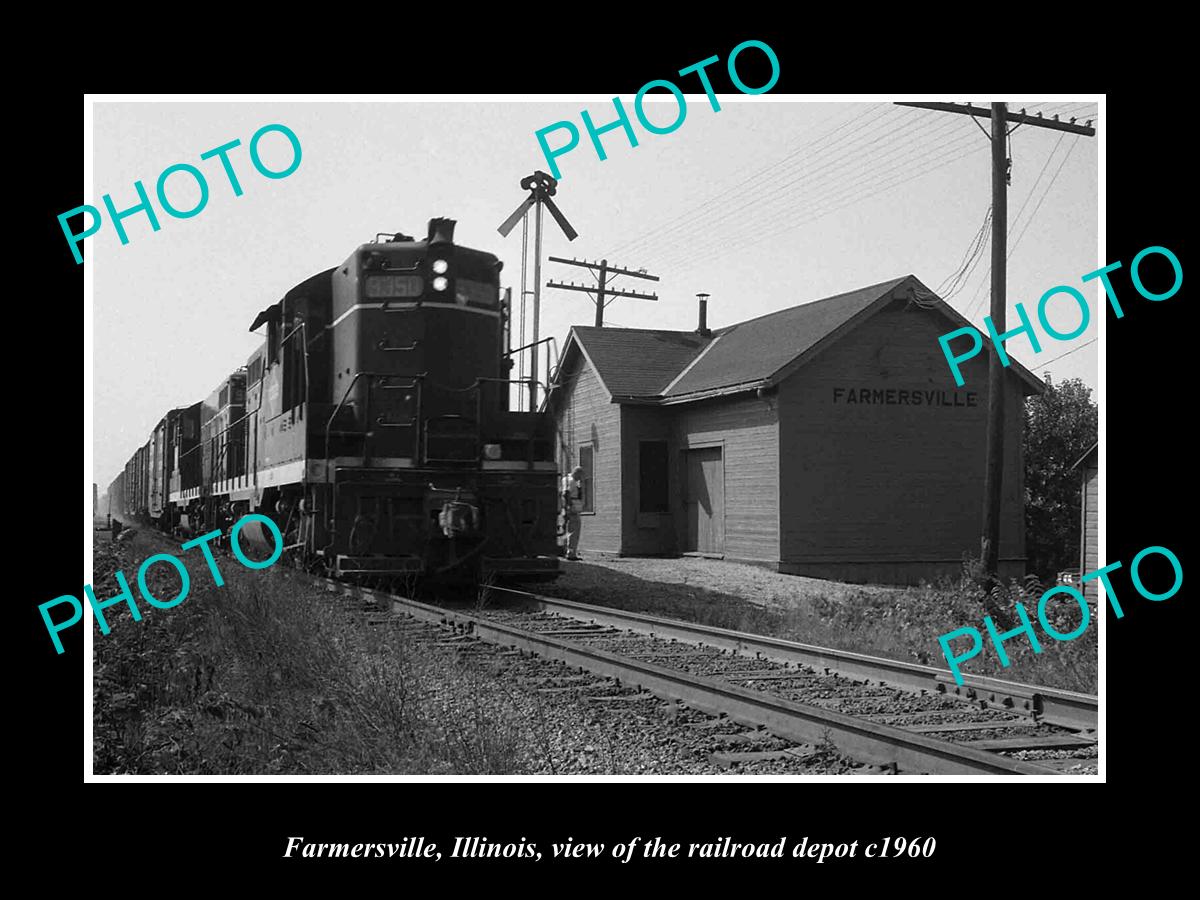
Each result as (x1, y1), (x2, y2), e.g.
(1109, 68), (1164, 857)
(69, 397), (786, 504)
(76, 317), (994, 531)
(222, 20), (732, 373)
(895, 102), (1095, 578)
(546, 257), (659, 326)
(983, 103), (1009, 583)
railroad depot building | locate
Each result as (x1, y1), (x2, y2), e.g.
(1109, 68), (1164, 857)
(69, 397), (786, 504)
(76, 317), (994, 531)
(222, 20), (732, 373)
(545, 274), (1044, 585)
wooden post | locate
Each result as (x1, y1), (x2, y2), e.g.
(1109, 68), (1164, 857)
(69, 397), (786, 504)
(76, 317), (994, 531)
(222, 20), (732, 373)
(981, 102), (1008, 578)
(595, 259), (608, 327)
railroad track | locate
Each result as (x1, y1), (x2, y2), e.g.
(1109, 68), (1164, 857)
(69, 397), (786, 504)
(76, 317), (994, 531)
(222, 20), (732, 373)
(312, 578), (1097, 776)
(488, 588), (1098, 732)
(118, 527), (1096, 775)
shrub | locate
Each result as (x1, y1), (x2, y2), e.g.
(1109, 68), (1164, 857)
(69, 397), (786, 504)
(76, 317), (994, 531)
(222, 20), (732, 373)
(94, 545), (527, 775)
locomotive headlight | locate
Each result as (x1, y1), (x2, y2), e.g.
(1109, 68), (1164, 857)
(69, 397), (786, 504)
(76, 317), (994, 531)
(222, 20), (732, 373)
(431, 258), (449, 274)
(432, 276), (448, 292)
(483, 443), (502, 460)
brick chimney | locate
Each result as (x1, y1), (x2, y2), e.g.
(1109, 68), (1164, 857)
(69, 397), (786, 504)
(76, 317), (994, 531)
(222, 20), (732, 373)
(697, 292), (711, 337)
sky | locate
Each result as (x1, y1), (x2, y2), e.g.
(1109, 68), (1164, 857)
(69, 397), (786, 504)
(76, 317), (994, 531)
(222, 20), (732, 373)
(90, 97), (1099, 490)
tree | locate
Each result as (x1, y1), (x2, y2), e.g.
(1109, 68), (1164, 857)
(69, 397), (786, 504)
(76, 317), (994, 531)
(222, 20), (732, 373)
(1024, 375), (1098, 580)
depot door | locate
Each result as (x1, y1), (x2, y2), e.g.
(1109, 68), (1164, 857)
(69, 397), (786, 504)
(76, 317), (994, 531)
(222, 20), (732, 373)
(684, 447), (724, 555)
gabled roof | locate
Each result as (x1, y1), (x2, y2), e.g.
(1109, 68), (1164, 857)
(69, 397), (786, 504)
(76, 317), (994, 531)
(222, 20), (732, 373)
(551, 274), (1045, 406)
(563, 327), (711, 398)
(664, 276), (911, 399)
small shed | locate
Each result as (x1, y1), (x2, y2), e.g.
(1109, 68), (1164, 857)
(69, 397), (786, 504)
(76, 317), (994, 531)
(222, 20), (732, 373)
(545, 274), (1044, 585)
(1071, 442), (1099, 598)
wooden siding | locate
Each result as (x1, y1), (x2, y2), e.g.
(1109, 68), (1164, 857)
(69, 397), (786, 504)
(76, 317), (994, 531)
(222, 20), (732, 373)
(554, 352), (622, 554)
(669, 395), (779, 563)
(777, 300), (1027, 583)
(1081, 464), (1098, 598)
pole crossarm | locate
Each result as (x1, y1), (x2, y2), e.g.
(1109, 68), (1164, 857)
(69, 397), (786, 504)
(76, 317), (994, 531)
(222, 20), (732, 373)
(603, 288), (658, 302)
(545, 281), (597, 296)
(547, 281), (658, 301)
(547, 254), (661, 327)
(895, 102), (1096, 136)
(548, 256), (661, 281)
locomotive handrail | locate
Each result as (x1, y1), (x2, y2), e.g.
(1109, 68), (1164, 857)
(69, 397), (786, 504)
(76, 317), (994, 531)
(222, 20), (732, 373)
(505, 335), (557, 357)
(477, 376), (551, 404)
(476, 376), (551, 391)
(178, 413), (251, 460)
(504, 336), (558, 410)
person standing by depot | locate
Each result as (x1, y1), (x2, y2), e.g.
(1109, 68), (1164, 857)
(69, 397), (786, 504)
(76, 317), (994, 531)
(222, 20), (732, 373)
(561, 465), (585, 561)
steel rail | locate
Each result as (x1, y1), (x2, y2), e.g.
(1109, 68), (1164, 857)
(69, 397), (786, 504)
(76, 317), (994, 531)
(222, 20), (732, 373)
(316, 579), (1061, 776)
(487, 588), (1099, 732)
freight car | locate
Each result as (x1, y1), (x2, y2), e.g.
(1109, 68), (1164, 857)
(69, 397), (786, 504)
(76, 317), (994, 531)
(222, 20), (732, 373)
(106, 218), (559, 583)
(108, 471), (124, 520)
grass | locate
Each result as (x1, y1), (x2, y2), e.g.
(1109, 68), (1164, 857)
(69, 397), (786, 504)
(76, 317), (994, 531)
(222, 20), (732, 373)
(541, 557), (1097, 694)
(93, 538), (529, 775)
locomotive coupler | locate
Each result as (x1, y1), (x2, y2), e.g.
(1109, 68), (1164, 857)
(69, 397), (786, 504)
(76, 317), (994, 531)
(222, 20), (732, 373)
(429, 484), (480, 538)
(438, 500), (480, 538)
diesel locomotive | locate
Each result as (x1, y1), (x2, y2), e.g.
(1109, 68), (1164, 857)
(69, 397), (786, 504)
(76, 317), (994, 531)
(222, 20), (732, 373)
(107, 218), (560, 582)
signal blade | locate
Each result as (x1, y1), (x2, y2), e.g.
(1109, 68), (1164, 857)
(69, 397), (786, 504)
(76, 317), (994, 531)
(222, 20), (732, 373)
(542, 195), (579, 242)
(496, 196), (535, 237)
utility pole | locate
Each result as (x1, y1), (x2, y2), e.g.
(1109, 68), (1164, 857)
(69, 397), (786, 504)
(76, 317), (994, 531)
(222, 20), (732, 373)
(595, 260), (607, 327)
(546, 257), (659, 326)
(983, 103), (1009, 582)
(895, 102), (1095, 579)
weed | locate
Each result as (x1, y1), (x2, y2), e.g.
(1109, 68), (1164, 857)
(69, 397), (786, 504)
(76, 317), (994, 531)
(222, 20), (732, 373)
(93, 539), (532, 775)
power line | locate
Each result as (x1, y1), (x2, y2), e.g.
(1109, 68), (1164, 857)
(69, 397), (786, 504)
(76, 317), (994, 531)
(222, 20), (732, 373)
(660, 131), (990, 270)
(664, 137), (990, 271)
(619, 105), (938, 264)
(945, 214), (993, 301)
(603, 103), (894, 260)
(1010, 133), (1067, 232)
(638, 105), (993, 270)
(1035, 337), (1097, 369)
(964, 131), (1069, 319)
(602, 103), (881, 258)
(618, 106), (969, 265)
(939, 206), (993, 298)
(1008, 135), (1083, 256)
(656, 119), (984, 268)
(648, 111), (970, 259)
(1040, 102), (1098, 119)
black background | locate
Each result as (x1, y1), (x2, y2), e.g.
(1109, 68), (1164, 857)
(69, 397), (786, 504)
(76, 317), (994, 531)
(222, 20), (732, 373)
(25, 26), (1189, 882)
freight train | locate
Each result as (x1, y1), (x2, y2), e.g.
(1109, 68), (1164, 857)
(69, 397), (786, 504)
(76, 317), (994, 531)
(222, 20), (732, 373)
(107, 218), (560, 582)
